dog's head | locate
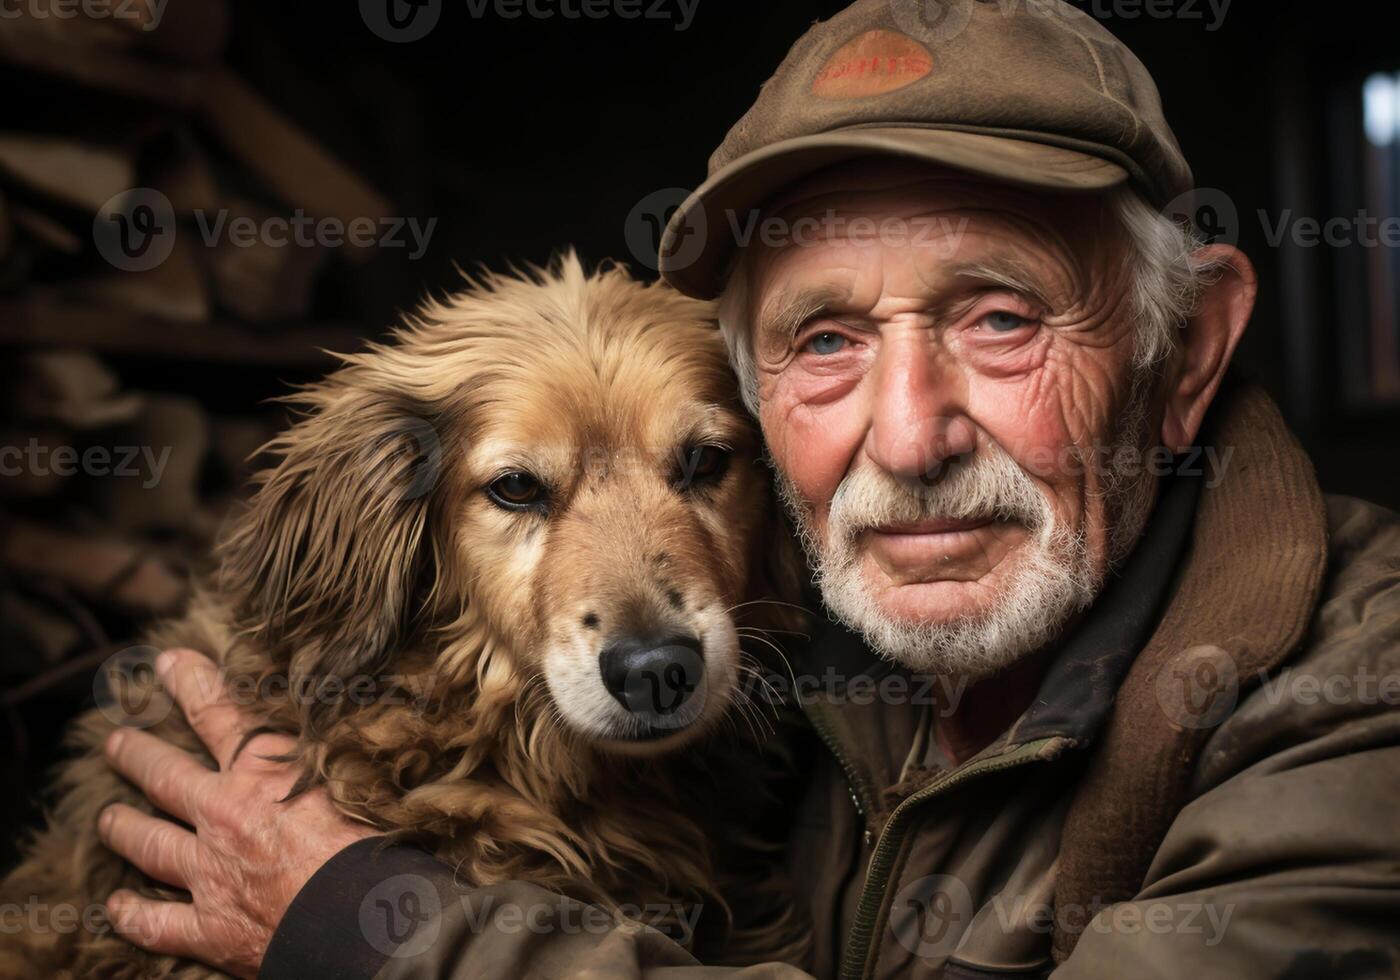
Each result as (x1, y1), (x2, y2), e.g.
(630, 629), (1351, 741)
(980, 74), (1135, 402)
(219, 254), (797, 754)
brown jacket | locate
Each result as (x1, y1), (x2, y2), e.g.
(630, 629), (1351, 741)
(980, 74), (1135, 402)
(261, 386), (1400, 979)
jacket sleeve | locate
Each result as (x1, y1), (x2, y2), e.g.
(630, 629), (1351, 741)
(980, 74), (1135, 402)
(259, 838), (817, 980)
(1051, 680), (1400, 978)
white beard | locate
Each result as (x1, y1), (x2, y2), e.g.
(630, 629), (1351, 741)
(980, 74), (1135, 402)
(776, 394), (1157, 679)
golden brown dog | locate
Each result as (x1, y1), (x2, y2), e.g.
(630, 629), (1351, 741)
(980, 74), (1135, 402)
(0, 254), (806, 978)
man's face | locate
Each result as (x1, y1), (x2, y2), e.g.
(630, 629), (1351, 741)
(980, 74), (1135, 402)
(745, 162), (1160, 676)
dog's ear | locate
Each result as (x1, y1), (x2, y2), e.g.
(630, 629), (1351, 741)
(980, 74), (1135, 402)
(218, 379), (443, 734)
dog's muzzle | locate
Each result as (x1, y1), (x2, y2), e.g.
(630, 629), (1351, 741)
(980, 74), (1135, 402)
(599, 633), (706, 738)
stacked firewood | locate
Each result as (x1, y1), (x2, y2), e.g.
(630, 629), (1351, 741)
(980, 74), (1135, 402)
(0, 0), (393, 741)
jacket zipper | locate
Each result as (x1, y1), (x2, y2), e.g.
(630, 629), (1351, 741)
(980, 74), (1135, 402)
(835, 737), (1055, 980)
(804, 702), (878, 845)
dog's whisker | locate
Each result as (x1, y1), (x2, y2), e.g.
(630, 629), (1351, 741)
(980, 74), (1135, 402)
(729, 687), (776, 742)
(736, 623), (809, 645)
(736, 632), (799, 673)
(733, 686), (770, 731)
(736, 664), (784, 710)
(736, 633), (797, 684)
(734, 654), (787, 727)
(737, 625), (810, 639)
(723, 699), (762, 745)
(732, 658), (781, 721)
(724, 597), (809, 615)
(739, 669), (784, 722)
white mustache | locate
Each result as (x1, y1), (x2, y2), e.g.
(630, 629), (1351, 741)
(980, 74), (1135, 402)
(827, 448), (1050, 542)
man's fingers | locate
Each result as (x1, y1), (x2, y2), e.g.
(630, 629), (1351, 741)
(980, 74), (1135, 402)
(104, 727), (216, 825)
(98, 803), (198, 889)
(105, 889), (204, 961)
(155, 648), (248, 769)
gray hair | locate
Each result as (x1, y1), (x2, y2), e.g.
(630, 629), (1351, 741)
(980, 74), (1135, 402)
(716, 188), (1227, 416)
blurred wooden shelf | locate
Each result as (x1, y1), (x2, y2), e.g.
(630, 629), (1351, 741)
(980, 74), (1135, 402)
(0, 25), (205, 108)
(0, 298), (370, 368)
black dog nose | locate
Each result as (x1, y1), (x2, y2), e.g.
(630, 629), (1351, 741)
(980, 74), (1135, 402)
(599, 634), (705, 721)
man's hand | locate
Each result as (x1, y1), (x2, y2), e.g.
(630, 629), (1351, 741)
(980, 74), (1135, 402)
(98, 648), (377, 978)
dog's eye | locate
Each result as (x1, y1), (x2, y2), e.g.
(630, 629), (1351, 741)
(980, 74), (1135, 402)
(675, 445), (731, 490)
(487, 471), (546, 511)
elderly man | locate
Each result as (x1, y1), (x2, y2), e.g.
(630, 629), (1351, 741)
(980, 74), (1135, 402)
(96, 1), (1400, 977)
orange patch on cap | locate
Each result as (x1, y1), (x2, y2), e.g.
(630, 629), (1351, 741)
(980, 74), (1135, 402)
(811, 30), (933, 101)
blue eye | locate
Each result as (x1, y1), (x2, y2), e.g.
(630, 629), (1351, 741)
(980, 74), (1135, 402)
(805, 332), (847, 355)
(983, 312), (1031, 332)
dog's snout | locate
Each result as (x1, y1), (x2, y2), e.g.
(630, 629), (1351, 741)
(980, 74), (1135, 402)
(599, 634), (705, 725)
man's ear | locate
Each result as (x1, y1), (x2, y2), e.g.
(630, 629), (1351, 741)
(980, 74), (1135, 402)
(1160, 245), (1257, 452)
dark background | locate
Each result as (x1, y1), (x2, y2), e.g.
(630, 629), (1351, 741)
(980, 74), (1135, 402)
(2, 0), (1398, 864)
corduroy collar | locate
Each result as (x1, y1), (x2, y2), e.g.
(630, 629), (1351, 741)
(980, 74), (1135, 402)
(1052, 383), (1330, 961)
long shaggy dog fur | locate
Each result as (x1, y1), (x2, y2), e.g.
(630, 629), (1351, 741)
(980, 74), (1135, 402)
(0, 254), (808, 978)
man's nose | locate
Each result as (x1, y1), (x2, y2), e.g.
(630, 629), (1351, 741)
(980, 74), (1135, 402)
(865, 344), (976, 483)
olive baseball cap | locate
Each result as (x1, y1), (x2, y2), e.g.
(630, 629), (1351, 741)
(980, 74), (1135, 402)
(659, 0), (1193, 298)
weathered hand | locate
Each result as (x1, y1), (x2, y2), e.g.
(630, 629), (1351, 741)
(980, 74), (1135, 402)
(98, 648), (377, 978)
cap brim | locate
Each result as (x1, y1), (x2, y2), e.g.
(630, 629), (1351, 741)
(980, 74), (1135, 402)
(658, 126), (1131, 299)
